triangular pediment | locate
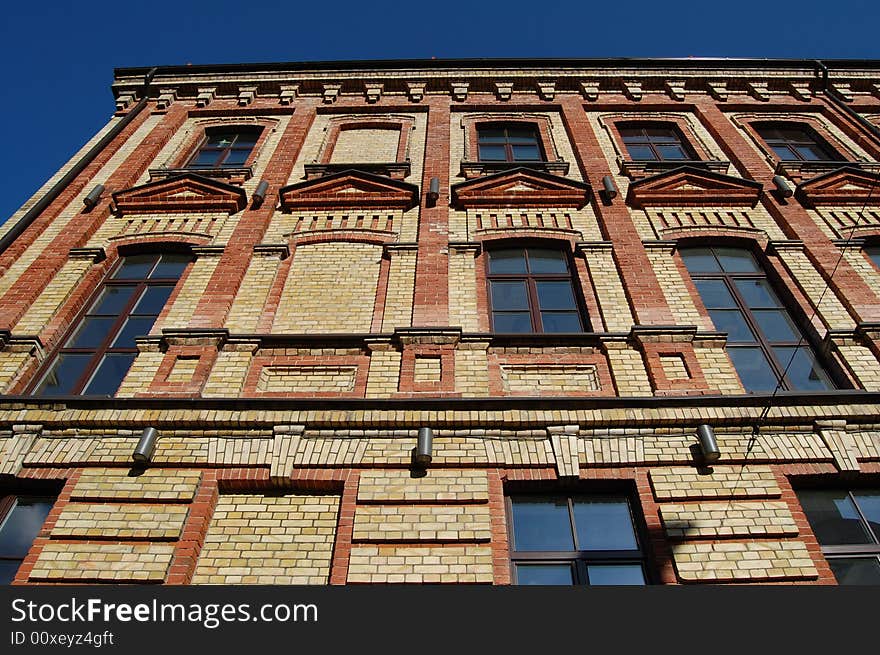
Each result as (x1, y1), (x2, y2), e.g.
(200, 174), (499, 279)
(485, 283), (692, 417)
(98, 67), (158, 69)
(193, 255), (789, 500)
(796, 167), (880, 207)
(112, 174), (247, 215)
(452, 168), (591, 209)
(279, 170), (419, 210)
(626, 166), (763, 208)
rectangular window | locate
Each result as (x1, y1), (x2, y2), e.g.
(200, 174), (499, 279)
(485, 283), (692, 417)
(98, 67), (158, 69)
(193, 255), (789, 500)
(508, 494), (649, 585)
(0, 496), (55, 584)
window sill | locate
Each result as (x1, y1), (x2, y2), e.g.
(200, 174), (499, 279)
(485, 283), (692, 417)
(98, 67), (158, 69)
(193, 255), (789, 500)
(774, 159), (880, 183)
(460, 160), (570, 179)
(149, 166), (253, 184)
(304, 162), (411, 180)
(619, 159), (730, 179)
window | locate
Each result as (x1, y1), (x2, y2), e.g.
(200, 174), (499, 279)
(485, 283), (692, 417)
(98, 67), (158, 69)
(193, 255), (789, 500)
(0, 496), (54, 584)
(754, 124), (841, 162)
(619, 124), (695, 161)
(680, 246), (835, 392)
(32, 253), (191, 396)
(866, 245), (880, 271)
(477, 124), (543, 162)
(186, 127), (262, 169)
(797, 488), (880, 585)
(508, 494), (649, 585)
(487, 246), (584, 333)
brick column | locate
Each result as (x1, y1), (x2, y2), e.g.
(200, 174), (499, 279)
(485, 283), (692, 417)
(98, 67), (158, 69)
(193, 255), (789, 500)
(411, 97), (451, 326)
(167, 470), (219, 584)
(188, 100), (319, 329)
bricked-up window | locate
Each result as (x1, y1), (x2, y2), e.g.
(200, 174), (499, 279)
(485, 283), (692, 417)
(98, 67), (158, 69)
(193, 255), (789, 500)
(508, 495), (648, 585)
(32, 253), (191, 396)
(619, 124), (695, 161)
(680, 246), (835, 392)
(487, 246), (585, 333)
(754, 124), (842, 162)
(186, 126), (262, 169)
(477, 124), (544, 162)
(797, 488), (880, 584)
(0, 496), (54, 584)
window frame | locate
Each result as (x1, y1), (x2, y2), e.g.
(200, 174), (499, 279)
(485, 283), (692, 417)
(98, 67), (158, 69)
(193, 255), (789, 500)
(0, 495), (55, 585)
(680, 244), (837, 393)
(753, 122), (844, 163)
(184, 126), (264, 170)
(865, 244), (880, 272)
(29, 252), (191, 397)
(796, 486), (880, 585)
(477, 122), (546, 163)
(506, 492), (652, 586)
(618, 123), (698, 162)
(484, 244), (588, 334)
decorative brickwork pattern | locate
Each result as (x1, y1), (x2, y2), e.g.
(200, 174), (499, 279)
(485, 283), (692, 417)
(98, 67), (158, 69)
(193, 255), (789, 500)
(660, 501), (798, 539)
(357, 470), (490, 502)
(347, 545), (493, 583)
(650, 466), (782, 500)
(671, 541), (817, 582)
(52, 503), (189, 539)
(30, 543), (175, 582)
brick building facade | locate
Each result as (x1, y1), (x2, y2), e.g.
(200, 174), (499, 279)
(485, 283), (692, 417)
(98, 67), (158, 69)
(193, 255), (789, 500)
(1, 58), (879, 585)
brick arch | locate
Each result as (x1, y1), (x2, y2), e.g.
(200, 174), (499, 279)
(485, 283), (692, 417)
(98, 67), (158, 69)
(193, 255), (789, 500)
(165, 117), (279, 170)
(318, 116), (415, 164)
(598, 112), (715, 162)
(461, 113), (560, 162)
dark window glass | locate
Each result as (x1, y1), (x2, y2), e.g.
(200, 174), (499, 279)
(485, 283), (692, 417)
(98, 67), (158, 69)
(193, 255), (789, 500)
(0, 497), (54, 585)
(509, 494), (649, 586)
(32, 253), (190, 397)
(477, 124), (544, 162)
(865, 246), (880, 271)
(186, 127), (262, 169)
(681, 246), (835, 393)
(619, 124), (695, 161)
(487, 247), (585, 333)
(798, 489), (880, 585)
(755, 124), (842, 162)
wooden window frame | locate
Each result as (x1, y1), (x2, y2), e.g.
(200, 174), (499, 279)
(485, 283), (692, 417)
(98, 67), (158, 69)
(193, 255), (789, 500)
(184, 125), (264, 170)
(752, 122), (844, 163)
(476, 122), (546, 163)
(618, 122), (698, 162)
(0, 495), (55, 584)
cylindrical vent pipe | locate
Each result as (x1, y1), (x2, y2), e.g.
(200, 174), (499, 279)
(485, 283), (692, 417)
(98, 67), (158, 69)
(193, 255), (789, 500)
(83, 184), (105, 208)
(602, 175), (618, 199)
(696, 424), (720, 462)
(413, 427), (434, 466)
(772, 175), (793, 198)
(132, 427), (159, 464)
(427, 177), (441, 201)
(253, 180), (269, 205)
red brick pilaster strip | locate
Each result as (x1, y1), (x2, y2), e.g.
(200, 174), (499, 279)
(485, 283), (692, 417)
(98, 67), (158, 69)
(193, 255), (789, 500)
(166, 469), (219, 585)
(329, 470), (359, 585)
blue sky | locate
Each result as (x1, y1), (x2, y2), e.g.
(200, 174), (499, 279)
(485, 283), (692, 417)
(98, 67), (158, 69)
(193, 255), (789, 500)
(1, 0), (877, 223)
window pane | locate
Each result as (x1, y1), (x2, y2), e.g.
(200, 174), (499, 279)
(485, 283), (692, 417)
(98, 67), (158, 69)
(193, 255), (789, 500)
(493, 312), (532, 333)
(644, 127), (678, 141)
(515, 564), (574, 585)
(752, 310), (800, 342)
(866, 247), (880, 270)
(511, 144), (541, 161)
(511, 498), (574, 551)
(232, 131), (260, 146)
(573, 498), (638, 551)
(679, 248), (720, 272)
(111, 316), (158, 348)
(0, 560), (21, 585)
(189, 150), (222, 168)
(34, 354), (92, 396)
(694, 280), (736, 308)
(488, 249), (527, 274)
(507, 127), (538, 140)
(852, 492), (880, 541)
(221, 149), (249, 167)
(540, 312), (582, 333)
(151, 254), (190, 279)
(829, 557), (880, 585)
(0, 498), (53, 558)
(112, 254), (157, 279)
(625, 144), (656, 160)
(728, 347), (779, 392)
(83, 354), (136, 396)
(770, 145), (797, 161)
(527, 249), (568, 274)
(586, 564), (646, 586)
(65, 317), (116, 349)
(655, 144), (689, 160)
(773, 346), (834, 391)
(206, 133), (236, 147)
(490, 281), (528, 311)
(90, 286), (137, 315)
(714, 248), (760, 273)
(799, 490), (873, 545)
(796, 144), (833, 161)
(536, 281), (576, 310)
(708, 310), (755, 342)
(478, 144), (507, 161)
(133, 286), (174, 315)
(477, 128), (506, 142)
(733, 279), (782, 308)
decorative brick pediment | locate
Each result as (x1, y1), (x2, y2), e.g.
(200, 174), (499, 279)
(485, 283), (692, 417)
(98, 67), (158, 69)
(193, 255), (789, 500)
(279, 170), (419, 211)
(451, 168), (590, 209)
(112, 174), (247, 215)
(626, 166), (763, 208)
(795, 167), (880, 207)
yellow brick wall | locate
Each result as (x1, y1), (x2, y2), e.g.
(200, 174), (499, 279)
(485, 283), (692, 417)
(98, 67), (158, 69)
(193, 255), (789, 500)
(30, 543), (175, 582)
(381, 248), (416, 331)
(166, 356), (199, 383)
(836, 343), (880, 391)
(347, 545), (493, 583)
(454, 345), (490, 396)
(72, 468), (201, 501)
(500, 364), (600, 392)
(257, 365), (357, 392)
(273, 243), (382, 333)
(604, 344), (652, 395)
(0, 349), (34, 393)
(358, 469), (490, 502)
(580, 247), (634, 331)
(365, 349), (401, 397)
(352, 505), (492, 541)
(659, 355), (689, 380)
(116, 349), (165, 396)
(192, 494), (340, 584)
(202, 348), (255, 397)
(413, 356), (442, 383)
(774, 247), (855, 331)
(660, 501), (797, 539)
(671, 541), (817, 582)
(330, 128), (399, 163)
(693, 346), (745, 393)
(448, 247), (480, 331)
(13, 259), (92, 335)
(156, 255), (221, 330)
(226, 254), (282, 333)
(645, 246), (712, 329)
(52, 503), (189, 539)
(650, 466), (781, 500)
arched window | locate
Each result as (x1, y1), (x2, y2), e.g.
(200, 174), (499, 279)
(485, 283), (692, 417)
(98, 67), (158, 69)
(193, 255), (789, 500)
(754, 123), (842, 162)
(486, 245), (585, 333)
(477, 124), (544, 163)
(185, 126), (262, 169)
(680, 245), (835, 392)
(619, 123), (695, 161)
(31, 253), (191, 396)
